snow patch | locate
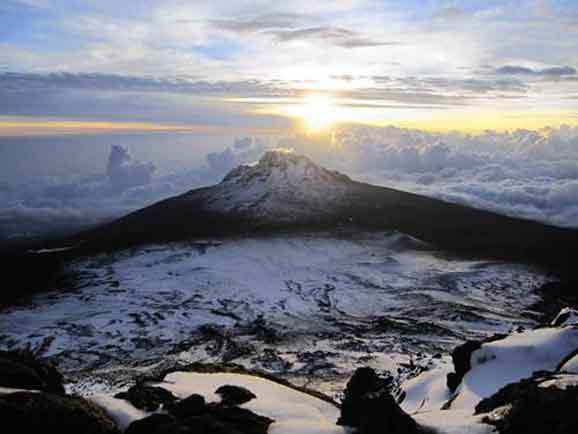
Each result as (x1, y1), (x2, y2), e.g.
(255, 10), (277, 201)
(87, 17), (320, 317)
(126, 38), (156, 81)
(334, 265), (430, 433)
(93, 372), (345, 434)
(451, 326), (578, 410)
(559, 353), (578, 373)
(399, 317), (578, 433)
(90, 394), (150, 431)
(551, 307), (578, 327)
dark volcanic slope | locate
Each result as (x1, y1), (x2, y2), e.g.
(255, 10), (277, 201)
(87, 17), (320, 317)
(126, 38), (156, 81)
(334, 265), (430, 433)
(74, 150), (577, 271)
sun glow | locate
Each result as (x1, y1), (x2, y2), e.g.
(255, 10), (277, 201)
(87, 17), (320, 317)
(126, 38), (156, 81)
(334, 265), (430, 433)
(290, 94), (339, 132)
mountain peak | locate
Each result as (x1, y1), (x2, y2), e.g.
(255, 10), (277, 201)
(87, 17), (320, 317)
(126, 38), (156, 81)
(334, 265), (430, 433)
(197, 150), (353, 221)
(221, 149), (351, 187)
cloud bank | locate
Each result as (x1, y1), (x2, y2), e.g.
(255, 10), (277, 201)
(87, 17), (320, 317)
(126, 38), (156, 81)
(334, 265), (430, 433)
(327, 125), (578, 228)
(3, 125), (578, 242)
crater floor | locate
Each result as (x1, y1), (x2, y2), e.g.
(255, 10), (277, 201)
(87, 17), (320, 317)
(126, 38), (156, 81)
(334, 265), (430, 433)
(0, 231), (549, 397)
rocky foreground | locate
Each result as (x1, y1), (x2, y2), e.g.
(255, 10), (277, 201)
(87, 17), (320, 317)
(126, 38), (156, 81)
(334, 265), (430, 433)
(1, 307), (578, 434)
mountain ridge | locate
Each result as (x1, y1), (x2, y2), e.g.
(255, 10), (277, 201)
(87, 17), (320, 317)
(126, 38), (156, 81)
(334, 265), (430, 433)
(62, 150), (577, 272)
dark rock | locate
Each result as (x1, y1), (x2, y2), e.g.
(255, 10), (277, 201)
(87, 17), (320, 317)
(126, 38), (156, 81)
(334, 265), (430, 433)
(194, 325), (254, 363)
(125, 414), (187, 434)
(557, 349), (578, 371)
(129, 401), (273, 434)
(251, 348), (292, 373)
(338, 367), (427, 434)
(215, 385), (256, 406)
(115, 384), (177, 411)
(167, 393), (206, 418)
(476, 375), (578, 434)
(241, 316), (282, 344)
(0, 350), (64, 394)
(202, 403), (274, 434)
(0, 391), (119, 434)
(338, 367), (388, 427)
(446, 340), (482, 392)
(183, 414), (237, 434)
(446, 333), (507, 392)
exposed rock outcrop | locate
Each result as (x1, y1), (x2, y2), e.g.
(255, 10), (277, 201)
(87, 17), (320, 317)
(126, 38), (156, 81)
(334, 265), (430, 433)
(446, 334), (507, 392)
(0, 350), (64, 394)
(0, 391), (120, 434)
(114, 384), (178, 411)
(125, 389), (273, 434)
(215, 384), (256, 406)
(476, 374), (578, 434)
(338, 367), (429, 434)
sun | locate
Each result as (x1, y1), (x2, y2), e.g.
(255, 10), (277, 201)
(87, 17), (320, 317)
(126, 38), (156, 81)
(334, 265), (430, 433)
(294, 94), (338, 132)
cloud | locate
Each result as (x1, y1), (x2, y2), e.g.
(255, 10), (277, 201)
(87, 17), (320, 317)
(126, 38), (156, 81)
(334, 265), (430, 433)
(107, 145), (155, 191)
(265, 26), (399, 48)
(4, 126), (578, 242)
(325, 125), (578, 228)
(200, 125), (578, 229)
(209, 13), (305, 33)
(495, 65), (577, 77)
(207, 137), (267, 173)
(0, 145), (204, 241)
(0, 72), (285, 96)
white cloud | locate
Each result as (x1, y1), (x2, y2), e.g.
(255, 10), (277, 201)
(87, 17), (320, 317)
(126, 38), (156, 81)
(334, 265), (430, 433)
(326, 125), (578, 228)
(0, 145), (206, 240)
(3, 126), (578, 241)
(206, 136), (267, 173)
(106, 145), (155, 191)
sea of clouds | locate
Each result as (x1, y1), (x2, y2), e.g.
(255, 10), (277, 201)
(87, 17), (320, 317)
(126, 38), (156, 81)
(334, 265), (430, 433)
(1, 125), (578, 241)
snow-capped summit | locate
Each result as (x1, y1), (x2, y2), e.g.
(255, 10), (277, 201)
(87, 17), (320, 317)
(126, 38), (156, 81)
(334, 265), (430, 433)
(221, 150), (350, 185)
(195, 150), (353, 221)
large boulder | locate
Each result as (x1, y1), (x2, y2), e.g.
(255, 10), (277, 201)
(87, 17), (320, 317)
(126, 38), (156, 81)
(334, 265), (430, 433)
(338, 367), (427, 434)
(446, 333), (507, 392)
(126, 397), (273, 434)
(215, 385), (256, 406)
(0, 391), (120, 434)
(0, 350), (64, 394)
(115, 384), (178, 411)
(476, 374), (578, 434)
(124, 414), (186, 434)
(166, 393), (206, 418)
(200, 403), (274, 434)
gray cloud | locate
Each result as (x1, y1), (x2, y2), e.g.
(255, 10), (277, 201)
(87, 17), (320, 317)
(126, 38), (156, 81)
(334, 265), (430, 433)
(369, 75), (528, 98)
(495, 65), (577, 77)
(0, 72), (294, 127)
(0, 71), (528, 119)
(434, 6), (468, 21)
(209, 13), (397, 49)
(207, 136), (267, 174)
(209, 13), (305, 33)
(107, 145), (155, 192)
(0, 72), (285, 96)
(265, 26), (399, 48)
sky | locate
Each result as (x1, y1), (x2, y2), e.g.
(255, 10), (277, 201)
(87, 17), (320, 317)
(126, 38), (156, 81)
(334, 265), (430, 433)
(1, 0), (578, 134)
(1, 0), (578, 240)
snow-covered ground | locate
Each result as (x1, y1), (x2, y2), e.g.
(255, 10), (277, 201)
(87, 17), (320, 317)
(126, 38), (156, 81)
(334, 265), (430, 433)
(92, 372), (345, 434)
(401, 322), (578, 433)
(0, 231), (549, 396)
